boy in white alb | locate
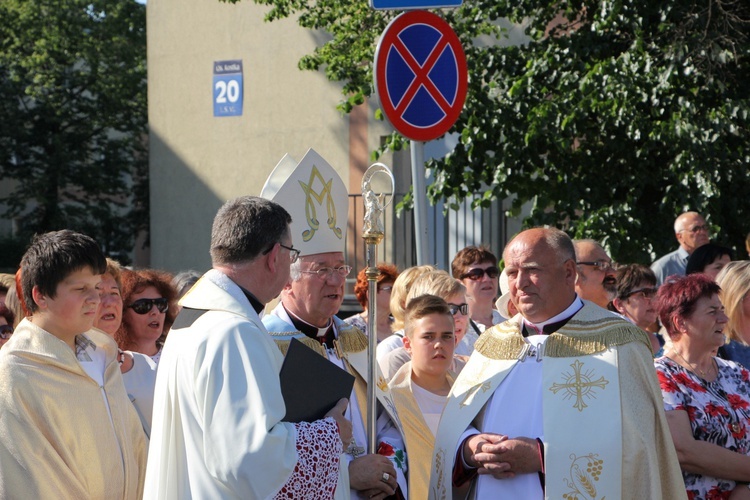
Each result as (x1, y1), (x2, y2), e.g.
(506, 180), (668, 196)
(381, 294), (457, 499)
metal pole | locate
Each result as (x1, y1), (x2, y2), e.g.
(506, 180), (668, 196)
(410, 140), (430, 265)
(364, 243), (379, 454)
(361, 163), (394, 454)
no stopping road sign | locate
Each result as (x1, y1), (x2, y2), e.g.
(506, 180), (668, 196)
(374, 11), (467, 142)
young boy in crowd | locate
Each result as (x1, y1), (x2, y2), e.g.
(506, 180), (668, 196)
(0, 230), (147, 498)
(379, 294), (457, 499)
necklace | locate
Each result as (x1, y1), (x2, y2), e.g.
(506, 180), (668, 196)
(670, 348), (714, 380)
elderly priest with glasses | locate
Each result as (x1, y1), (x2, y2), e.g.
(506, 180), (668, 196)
(262, 149), (402, 500)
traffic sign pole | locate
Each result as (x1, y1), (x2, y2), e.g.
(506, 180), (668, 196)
(410, 140), (431, 265)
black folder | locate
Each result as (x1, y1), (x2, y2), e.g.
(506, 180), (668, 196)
(279, 338), (356, 423)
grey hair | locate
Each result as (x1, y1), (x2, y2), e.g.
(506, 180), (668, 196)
(289, 259), (303, 281)
(572, 239), (605, 271)
(544, 227), (576, 263)
(674, 211), (701, 233)
(210, 196), (291, 265)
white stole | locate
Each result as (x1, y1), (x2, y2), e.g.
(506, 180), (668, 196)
(429, 338), (623, 499)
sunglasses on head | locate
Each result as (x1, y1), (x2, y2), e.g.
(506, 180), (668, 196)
(460, 266), (500, 281)
(0, 324), (12, 339)
(448, 303), (469, 316)
(127, 298), (169, 315)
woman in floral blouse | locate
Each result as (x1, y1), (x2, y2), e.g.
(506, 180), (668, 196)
(655, 274), (750, 499)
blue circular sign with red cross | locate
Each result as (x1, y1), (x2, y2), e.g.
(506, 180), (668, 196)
(374, 10), (468, 142)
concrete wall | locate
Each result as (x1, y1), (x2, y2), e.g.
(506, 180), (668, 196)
(147, 0), (376, 273)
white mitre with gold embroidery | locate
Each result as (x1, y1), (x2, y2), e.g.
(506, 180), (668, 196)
(260, 149), (348, 256)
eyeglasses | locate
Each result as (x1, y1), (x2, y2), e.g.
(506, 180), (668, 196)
(279, 243), (300, 264)
(576, 260), (616, 272)
(127, 298), (169, 315)
(448, 303), (468, 316)
(460, 266), (500, 281)
(680, 225), (708, 234)
(263, 242), (300, 264)
(301, 265), (353, 280)
(626, 287), (658, 300)
(0, 325), (12, 339)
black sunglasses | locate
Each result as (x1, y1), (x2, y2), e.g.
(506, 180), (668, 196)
(127, 298), (169, 315)
(460, 266), (500, 281)
(448, 303), (468, 316)
(0, 324), (12, 339)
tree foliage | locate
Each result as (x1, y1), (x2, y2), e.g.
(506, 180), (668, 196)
(0, 0), (148, 263)
(227, 0), (750, 263)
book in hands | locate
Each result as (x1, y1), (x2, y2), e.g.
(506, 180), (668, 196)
(279, 338), (355, 423)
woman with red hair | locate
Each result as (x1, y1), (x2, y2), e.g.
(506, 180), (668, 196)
(114, 268), (177, 437)
(655, 274), (750, 498)
(115, 269), (177, 362)
(343, 263), (399, 343)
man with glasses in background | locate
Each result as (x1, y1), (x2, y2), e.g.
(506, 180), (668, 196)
(145, 195), (350, 499)
(573, 239), (619, 309)
(652, 211), (710, 285)
(262, 149), (400, 500)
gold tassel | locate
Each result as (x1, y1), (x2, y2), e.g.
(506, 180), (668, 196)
(474, 316), (652, 359)
(337, 326), (368, 354)
(268, 334), (328, 358)
(474, 327), (527, 360)
(545, 326), (651, 358)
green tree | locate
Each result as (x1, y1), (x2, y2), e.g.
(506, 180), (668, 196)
(228, 0), (750, 263)
(0, 0), (148, 264)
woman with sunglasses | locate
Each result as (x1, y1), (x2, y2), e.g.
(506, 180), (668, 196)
(379, 270), (470, 379)
(116, 269), (177, 362)
(115, 269), (177, 437)
(609, 264), (663, 356)
(451, 246), (503, 336)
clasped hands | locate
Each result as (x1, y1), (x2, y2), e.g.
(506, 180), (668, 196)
(463, 433), (542, 479)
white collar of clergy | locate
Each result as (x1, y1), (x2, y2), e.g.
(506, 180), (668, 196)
(523, 295), (583, 334)
(285, 307), (333, 338)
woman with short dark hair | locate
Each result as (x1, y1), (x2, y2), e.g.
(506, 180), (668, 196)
(686, 243), (733, 281)
(609, 264), (662, 355)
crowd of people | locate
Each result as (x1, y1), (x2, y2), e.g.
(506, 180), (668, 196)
(1, 146), (750, 500)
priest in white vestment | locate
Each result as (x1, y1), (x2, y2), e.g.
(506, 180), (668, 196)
(144, 196), (349, 499)
(261, 149), (401, 499)
(429, 227), (686, 500)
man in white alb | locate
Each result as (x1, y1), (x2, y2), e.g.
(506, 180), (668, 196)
(429, 227), (686, 499)
(144, 196), (350, 499)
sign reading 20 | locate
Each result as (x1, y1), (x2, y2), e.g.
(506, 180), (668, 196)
(213, 60), (244, 117)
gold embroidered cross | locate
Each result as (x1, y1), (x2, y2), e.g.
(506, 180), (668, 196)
(549, 359), (609, 412)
